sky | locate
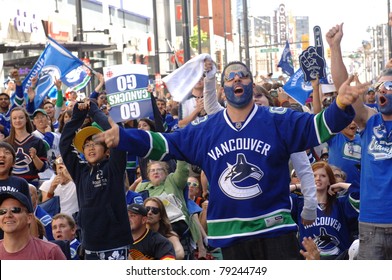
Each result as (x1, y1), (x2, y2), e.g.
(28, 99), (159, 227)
(249, 0), (389, 53)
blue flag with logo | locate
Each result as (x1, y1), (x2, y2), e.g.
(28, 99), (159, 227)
(283, 68), (313, 105)
(278, 41), (294, 76)
(22, 36), (84, 109)
(283, 67), (334, 105)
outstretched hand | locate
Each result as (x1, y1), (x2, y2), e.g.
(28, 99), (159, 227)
(93, 117), (120, 148)
(336, 75), (370, 108)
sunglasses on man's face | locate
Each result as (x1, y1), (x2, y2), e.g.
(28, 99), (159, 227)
(0, 207), (25, 215)
(375, 81), (392, 92)
(224, 71), (250, 82)
(145, 206), (160, 215)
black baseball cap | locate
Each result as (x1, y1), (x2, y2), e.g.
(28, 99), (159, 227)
(127, 203), (147, 216)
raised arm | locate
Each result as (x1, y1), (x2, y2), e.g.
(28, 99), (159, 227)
(54, 77), (63, 120)
(203, 60), (223, 115)
(311, 76), (322, 114)
(326, 23), (348, 90)
(326, 23), (374, 130)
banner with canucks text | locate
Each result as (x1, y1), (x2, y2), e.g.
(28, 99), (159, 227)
(103, 64), (152, 123)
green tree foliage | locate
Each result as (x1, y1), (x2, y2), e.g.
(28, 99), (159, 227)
(190, 26), (208, 51)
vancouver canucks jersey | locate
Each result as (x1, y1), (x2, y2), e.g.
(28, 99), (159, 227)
(291, 189), (359, 258)
(117, 102), (354, 248)
(359, 113), (392, 223)
(327, 133), (361, 183)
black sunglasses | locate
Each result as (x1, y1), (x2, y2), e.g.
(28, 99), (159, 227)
(0, 207), (24, 215)
(145, 206), (160, 215)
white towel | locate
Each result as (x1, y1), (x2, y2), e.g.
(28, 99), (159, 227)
(162, 53), (212, 103)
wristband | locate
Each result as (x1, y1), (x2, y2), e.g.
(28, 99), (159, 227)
(47, 192), (54, 198)
(335, 97), (346, 110)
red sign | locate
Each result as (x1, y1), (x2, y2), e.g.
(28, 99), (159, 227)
(176, 5), (182, 21)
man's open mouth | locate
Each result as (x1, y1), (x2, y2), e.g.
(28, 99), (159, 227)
(234, 86), (244, 95)
(379, 95), (387, 106)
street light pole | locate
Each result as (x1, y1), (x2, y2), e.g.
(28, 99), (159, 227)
(75, 0), (84, 58)
(388, 0), (392, 58)
(238, 18), (242, 61)
(152, 0), (160, 74)
(242, 0), (250, 68)
(223, 0), (228, 65)
(197, 0), (202, 54)
(182, 0), (191, 62)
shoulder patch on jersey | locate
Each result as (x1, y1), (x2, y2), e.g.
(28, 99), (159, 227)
(269, 107), (287, 114)
(191, 115), (209, 126)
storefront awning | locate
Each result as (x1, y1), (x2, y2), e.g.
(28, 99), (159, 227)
(0, 41), (117, 54)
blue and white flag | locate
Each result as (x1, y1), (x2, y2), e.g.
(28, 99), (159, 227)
(103, 64), (153, 123)
(62, 65), (91, 92)
(22, 36), (84, 109)
(277, 41), (294, 76)
(283, 68), (312, 105)
(283, 66), (334, 105)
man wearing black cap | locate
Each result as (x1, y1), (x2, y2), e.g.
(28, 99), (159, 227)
(0, 191), (66, 259)
(95, 60), (365, 259)
(128, 203), (175, 260)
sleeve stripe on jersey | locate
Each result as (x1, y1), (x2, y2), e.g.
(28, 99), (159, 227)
(42, 140), (50, 151)
(148, 132), (169, 161)
(314, 111), (335, 143)
(349, 195), (360, 213)
(143, 131), (154, 159)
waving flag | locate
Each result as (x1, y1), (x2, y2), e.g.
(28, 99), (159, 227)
(283, 67), (335, 105)
(22, 37), (85, 109)
(278, 41), (294, 76)
(283, 68), (312, 105)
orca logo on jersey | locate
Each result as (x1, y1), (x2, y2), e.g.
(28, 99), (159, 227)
(13, 147), (32, 175)
(369, 124), (392, 160)
(218, 153), (264, 199)
(313, 227), (340, 256)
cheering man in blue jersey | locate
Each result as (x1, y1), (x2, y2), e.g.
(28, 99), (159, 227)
(94, 60), (366, 260)
(327, 23), (392, 260)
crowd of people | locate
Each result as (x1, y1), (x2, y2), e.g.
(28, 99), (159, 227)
(0, 21), (391, 261)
